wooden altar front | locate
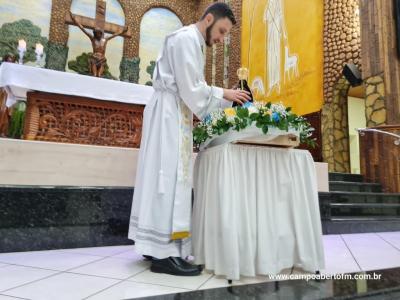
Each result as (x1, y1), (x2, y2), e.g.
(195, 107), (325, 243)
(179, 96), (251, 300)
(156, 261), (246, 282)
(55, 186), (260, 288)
(24, 91), (144, 148)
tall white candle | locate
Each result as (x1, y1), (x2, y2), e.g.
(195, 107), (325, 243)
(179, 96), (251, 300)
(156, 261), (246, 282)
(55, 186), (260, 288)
(35, 43), (44, 55)
(18, 39), (26, 51)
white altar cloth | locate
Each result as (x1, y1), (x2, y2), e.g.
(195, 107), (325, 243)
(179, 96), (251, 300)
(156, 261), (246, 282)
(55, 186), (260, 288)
(0, 63), (153, 107)
(192, 143), (325, 280)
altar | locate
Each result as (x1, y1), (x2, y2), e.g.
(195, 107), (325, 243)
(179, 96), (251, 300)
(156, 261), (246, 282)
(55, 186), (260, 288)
(192, 142), (326, 280)
(0, 63), (153, 147)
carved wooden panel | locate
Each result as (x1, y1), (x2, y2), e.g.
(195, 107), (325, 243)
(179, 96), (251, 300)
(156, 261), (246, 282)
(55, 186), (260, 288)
(24, 91), (144, 148)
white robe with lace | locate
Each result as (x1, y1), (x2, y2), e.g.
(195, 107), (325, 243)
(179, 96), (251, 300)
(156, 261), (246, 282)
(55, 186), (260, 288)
(128, 24), (231, 259)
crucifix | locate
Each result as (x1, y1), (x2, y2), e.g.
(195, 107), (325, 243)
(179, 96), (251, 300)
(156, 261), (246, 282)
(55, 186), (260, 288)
(66, 0), (132, 77)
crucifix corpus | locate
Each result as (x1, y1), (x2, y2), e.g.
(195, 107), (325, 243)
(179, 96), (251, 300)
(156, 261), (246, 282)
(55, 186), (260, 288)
(66, 0), (132, 77)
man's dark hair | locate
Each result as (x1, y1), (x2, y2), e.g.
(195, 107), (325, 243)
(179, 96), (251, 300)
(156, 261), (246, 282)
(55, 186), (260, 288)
(201, 2), (237, 25)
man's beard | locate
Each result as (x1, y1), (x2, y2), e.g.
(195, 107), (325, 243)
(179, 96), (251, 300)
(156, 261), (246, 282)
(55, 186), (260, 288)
(205, 20), (217, 47)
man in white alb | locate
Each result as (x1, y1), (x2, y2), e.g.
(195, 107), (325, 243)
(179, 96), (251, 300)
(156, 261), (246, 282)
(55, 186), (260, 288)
(128, 3), (250, 276)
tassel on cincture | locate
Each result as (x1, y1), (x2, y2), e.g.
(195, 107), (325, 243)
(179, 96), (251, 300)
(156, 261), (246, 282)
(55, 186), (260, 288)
(158, 169), (165, 194)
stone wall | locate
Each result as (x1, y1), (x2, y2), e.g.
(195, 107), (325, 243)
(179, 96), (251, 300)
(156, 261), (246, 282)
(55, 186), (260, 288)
(45, 0), (72, 70)
(323, 0), (361, 101)
(322, 77), (351, 173)
(364, 74), (386, 127)
(322, 0), (361, 172)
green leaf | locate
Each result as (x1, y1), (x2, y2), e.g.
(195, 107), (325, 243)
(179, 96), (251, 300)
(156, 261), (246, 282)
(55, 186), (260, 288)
(236, 107), (249, 118)
(249, 113), (258, 121)
(262, 125), (269, 134)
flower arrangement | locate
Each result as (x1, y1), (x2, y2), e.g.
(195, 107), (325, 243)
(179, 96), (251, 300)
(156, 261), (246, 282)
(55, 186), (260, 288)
(193, 101), (316, 148)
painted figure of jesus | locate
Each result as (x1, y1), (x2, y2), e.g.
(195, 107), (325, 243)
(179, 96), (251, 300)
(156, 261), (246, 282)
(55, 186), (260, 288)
(264, 0), (287, 95)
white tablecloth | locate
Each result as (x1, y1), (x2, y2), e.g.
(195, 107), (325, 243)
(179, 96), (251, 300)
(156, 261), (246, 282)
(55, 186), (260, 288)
(192, 143), (325, 280)
(0, 63), (153, 107)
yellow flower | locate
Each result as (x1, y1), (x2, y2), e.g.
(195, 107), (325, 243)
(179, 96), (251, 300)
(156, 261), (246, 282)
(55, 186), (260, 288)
(263, 110), (271, 116)
(224, 108), (236, 117)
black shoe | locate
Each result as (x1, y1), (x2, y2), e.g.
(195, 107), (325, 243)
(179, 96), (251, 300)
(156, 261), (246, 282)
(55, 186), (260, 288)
(143, 255), (154, 261)
(176, 257), (203, 272)
(151, 257), (201, 276)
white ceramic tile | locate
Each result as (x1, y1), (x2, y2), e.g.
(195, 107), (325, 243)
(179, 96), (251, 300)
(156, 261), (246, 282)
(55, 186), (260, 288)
(86, 280), (188, 300)
(3, 273), (119, 300)
(0, 263), (9, 268)
(0, 251), (103, 271)
(0, 295), (30, 300)
(376, 231), (400, 251)
(59, 245), (135, 257)
(128, 269), (213, 290)
(342, 233), (400, 271)
(320, 235), (361, 275)
(68, 257), (150, 280)
(0, 265), (58, 293)
(111, 249), (143, 260)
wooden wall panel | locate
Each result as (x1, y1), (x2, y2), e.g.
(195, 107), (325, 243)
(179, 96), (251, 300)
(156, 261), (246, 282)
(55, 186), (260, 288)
(360, 0), (400, 124)
(359, 125), (400, 193)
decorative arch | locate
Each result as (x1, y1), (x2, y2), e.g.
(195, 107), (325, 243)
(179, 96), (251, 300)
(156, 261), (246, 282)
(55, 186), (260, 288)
(140, 5), (185, 25)
(138, 7), (183, 85)
(123, 1), (197, 59)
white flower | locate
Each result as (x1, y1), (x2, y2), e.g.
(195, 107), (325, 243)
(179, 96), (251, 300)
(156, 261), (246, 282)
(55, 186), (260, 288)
(271, 102), (287, 116)
(210, 109), (224, 121)
(226, 115), (236, 124)
(248, 105), (259, 114)
(206, 124), (213, 136)
(254, 101), (264, 109)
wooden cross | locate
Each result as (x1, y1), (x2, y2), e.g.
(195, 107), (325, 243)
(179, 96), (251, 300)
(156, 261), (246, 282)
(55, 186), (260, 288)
(65, 0), (131, 38)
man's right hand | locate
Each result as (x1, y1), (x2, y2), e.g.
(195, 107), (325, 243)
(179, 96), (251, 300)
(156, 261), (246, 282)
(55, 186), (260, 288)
(223, 88), (251, 106)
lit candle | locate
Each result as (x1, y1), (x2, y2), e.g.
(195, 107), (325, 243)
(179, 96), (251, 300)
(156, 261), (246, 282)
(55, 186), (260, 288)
(35, 43), (44, 55)
(18, 39), (26, 51)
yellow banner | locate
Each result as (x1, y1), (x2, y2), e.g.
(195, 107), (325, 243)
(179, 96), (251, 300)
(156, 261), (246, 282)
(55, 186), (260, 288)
(241, 0), (324, 115)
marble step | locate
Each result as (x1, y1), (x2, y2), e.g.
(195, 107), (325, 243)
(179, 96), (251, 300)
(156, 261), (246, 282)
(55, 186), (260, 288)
(329, 181), (382, 193)
(329, 202), (400, 217)
(329, 172), (364, 182)
(322, 217), (400, 234)
(319, 191), (400, 204)
(0, 185), (135, 252)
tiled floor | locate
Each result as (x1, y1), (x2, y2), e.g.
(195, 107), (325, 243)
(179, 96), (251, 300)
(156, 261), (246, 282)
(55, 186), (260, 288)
(0, 232), (399, 300)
